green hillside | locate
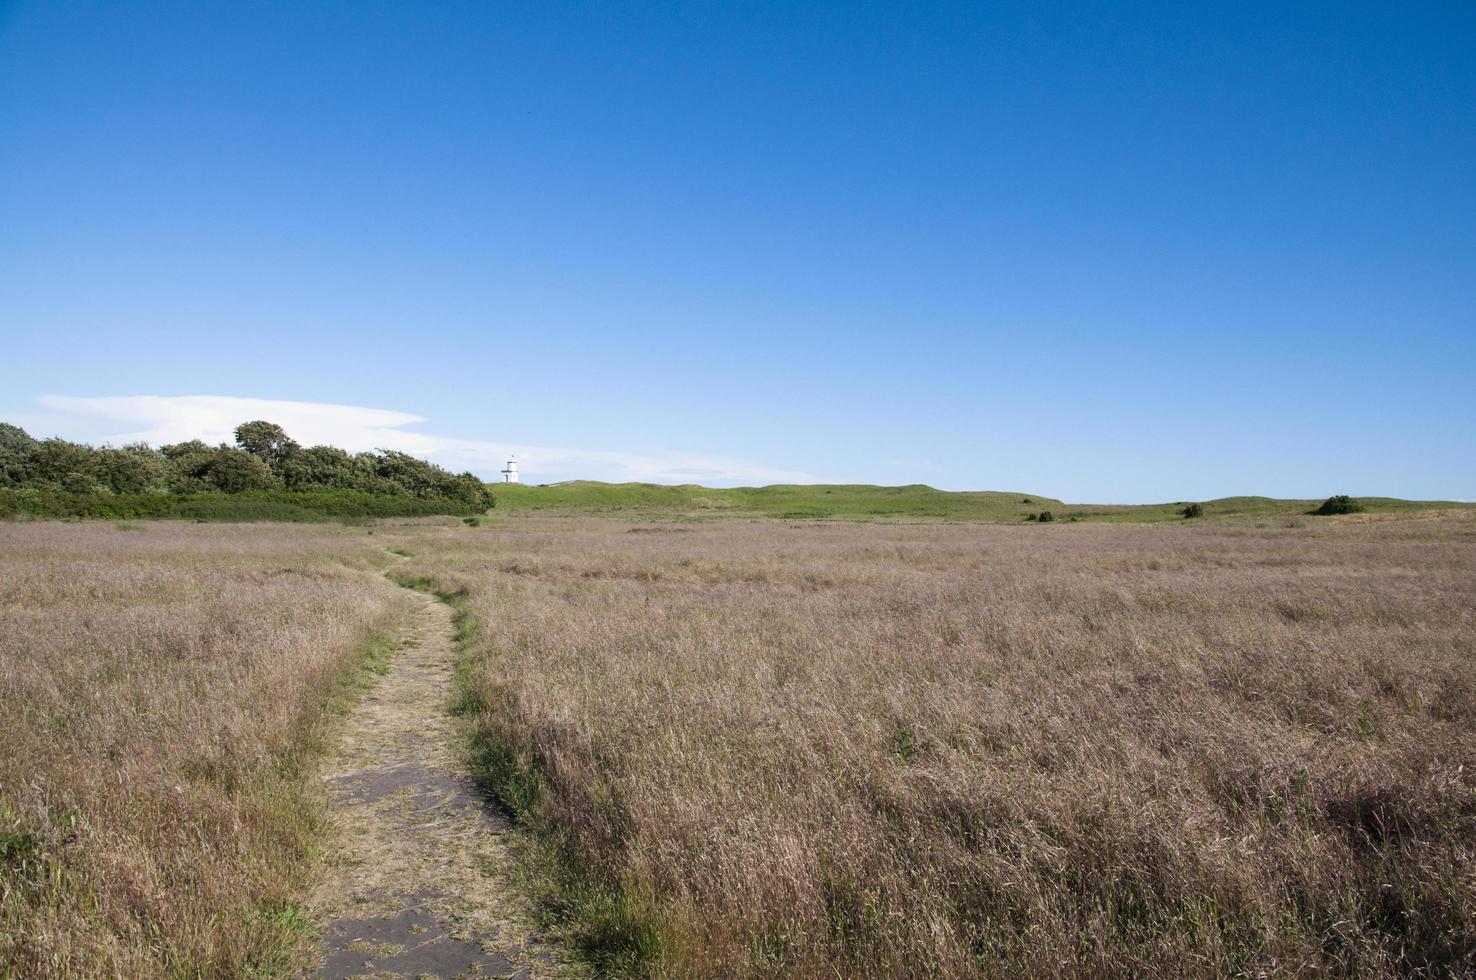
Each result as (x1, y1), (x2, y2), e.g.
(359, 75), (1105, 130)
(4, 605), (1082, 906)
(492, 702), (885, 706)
(490, 482), (1471, 523)
(493, 482), (1063, 521)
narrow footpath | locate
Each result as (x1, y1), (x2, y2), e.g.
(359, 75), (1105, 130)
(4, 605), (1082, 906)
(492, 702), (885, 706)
(308, 582), (579, 979)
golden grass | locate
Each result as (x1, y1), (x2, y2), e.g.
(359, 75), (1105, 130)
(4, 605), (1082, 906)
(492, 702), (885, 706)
(387, 514), (1476, 977)
(0, 522), (408, 977)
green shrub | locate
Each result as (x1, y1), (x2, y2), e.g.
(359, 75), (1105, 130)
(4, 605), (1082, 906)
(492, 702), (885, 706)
(1025, 513), (1038, 522)
(1314, 495), (1364, 516)
(0, 488), (174, 520)
(201, 448), (277, 493)
(0, 488), (489, 522)
(1038, 511), (1055, 523)
(96, 446), (169, 494)
(1182, 503), (1204, 519)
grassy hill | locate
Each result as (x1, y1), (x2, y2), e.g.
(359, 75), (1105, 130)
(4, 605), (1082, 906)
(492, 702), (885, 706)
(490, 482), (1471, 523)
(493, 482), (1060, 521)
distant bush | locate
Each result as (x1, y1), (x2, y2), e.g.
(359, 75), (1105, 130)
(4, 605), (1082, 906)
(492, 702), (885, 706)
(1037, 510), (1055, 523)
(1314, 495), (1364, 516)
(1182, 503), (1204, 519)
(1025, 513), (1038, 522)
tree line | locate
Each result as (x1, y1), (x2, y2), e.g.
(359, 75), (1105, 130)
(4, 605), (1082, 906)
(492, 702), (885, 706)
(0, 420), (494, 513)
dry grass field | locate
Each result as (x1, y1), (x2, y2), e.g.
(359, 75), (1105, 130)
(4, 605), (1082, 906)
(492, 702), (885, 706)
(385, 513), (1476, 978)
(0, 522), (409, 976)
(4, 513), (1473, 978)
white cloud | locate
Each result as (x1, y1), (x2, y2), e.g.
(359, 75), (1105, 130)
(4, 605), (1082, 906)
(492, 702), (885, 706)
(33, 394), (818, 486)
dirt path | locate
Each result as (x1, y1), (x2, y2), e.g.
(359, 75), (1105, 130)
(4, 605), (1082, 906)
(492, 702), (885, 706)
(308, 583), (580, 979)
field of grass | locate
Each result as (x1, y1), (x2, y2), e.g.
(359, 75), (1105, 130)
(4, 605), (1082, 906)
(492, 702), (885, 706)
(6, 510), (1473, 977)
(0, 522), (409, 976)
(383, 513), (1476, 977)
(492, 481), (1471, 524)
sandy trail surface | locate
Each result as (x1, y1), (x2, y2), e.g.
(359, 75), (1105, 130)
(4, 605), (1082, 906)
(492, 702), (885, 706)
(308, 584), (580, 979)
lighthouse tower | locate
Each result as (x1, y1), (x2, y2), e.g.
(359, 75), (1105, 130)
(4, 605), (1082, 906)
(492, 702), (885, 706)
(501, 456), (520, 483)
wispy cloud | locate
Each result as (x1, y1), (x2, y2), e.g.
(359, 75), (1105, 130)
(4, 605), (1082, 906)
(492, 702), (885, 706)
(34, 394), (820, 486)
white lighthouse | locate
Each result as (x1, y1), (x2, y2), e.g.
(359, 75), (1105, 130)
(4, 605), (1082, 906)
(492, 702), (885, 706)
(500, 455), (520, 483)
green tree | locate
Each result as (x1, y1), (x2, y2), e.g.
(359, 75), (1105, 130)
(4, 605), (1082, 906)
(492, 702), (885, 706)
(234, 421), (300, 472)
(350, 452), (410, 495)
(97, 445), (168, 494)
(278, 445), (356, 490)
(0, 423), (36, 454)
(0, 419), (490, 511)
(0, 424), (35, 487)
(161, 441), (218, 493)
(203, 448), (277, 493)
(449, 472), (495, 510)
(27, 439), (101, 491)
(372, 450), (443, 496)
(160, 439), (212, 459)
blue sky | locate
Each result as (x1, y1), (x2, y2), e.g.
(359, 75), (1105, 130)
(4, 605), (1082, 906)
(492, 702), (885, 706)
(2, 1), (1472, 499)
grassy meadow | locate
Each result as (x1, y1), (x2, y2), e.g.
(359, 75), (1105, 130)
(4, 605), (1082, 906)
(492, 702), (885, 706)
(491, 481), (1472, 524)
(4, 507), (1474, 977)
(382, 512), (1476, 977)
(0, 522), (410, 976)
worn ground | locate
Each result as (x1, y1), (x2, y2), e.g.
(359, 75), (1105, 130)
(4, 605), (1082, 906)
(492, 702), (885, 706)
(308, 582), (583, 980)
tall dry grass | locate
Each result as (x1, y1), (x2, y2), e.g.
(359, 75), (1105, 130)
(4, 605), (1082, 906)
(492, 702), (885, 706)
(0, 521), (407, 977)
(391, 515), (1476, 977)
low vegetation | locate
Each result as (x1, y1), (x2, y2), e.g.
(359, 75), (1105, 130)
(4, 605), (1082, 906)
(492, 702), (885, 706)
(0, 522), (408, 976)
(492, 481), (1467, 524)
(8, 506), (1473, 977)
(4, 423), (1462, 527)
(0, 486), (490, 522)
(383, 514), (1476, 977)
(495, 481), (1061, 521)
(1316, 494), (1366, 516)
(0, 420), (493, 520)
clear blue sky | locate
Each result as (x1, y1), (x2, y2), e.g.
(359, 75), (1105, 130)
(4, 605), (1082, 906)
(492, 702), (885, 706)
(2, 1), (1472, 500)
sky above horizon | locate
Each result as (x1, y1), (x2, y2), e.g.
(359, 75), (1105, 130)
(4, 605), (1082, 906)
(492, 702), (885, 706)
(2, 2), (1473, 501)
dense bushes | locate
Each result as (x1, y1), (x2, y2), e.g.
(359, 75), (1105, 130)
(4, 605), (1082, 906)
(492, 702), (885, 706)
(0, 420), (494, 520)
(1182, 502), (1204, 518)
(0, 489), (175, 520)
(0, 488), (488, 522)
